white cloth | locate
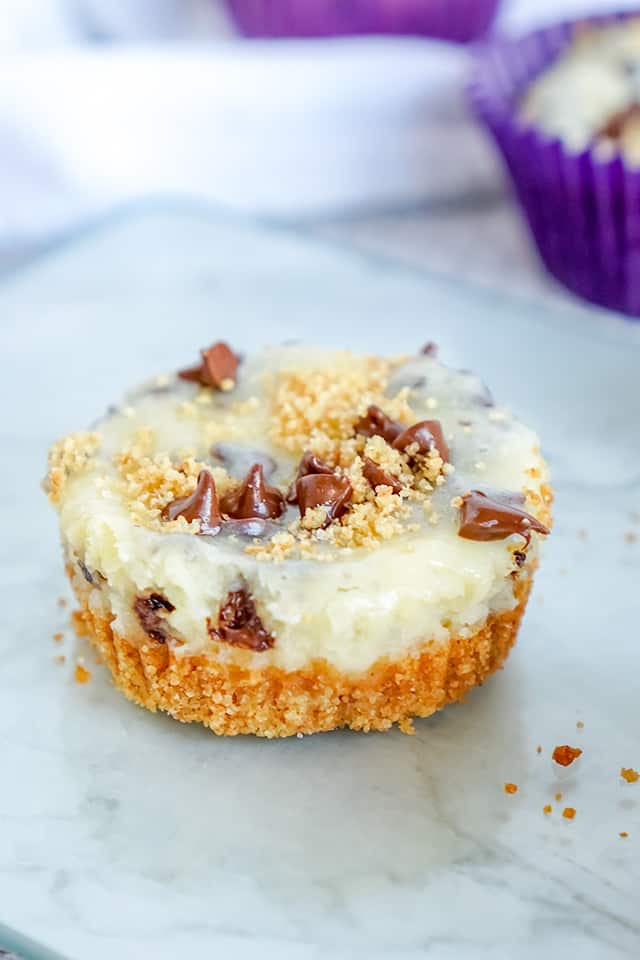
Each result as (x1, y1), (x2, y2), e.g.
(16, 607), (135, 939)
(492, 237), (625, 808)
(0, 0), (637, 248)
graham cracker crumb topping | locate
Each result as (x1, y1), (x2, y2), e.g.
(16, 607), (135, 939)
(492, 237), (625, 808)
(46, 431), (101, 503)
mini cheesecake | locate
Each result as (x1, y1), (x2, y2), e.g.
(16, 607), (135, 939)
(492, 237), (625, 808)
(521, 18), (640, 162)
(46, 343), (551, 737)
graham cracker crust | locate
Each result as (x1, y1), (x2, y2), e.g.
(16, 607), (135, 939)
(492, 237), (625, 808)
(69, 574), (532, 738)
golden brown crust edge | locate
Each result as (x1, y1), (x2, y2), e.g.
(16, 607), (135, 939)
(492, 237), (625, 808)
(69, 573), (533, 738)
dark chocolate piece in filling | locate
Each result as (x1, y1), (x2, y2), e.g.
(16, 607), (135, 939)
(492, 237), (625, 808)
(162, 470), (223, 536)
(208, 588), (274, 652)
(220, 463), (285, 520)
(598, 102), (640, 141)
(178, 341), (239, 390)
(134, 592), (175, 643)
(458, 490), (549, 545)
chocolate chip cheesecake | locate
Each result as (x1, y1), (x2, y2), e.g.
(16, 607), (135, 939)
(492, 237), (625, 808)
(45, 342), (551, 737)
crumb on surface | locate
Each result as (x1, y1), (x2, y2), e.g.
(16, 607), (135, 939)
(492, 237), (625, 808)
(52, 632), (64, 643)
(74, 664), (91, 684)
(552, 745), (582, 767)
(625, 530), (638, 544)
(621, 767), (639, 784)
(504, 783), (518, 795)
(398, 717), (415, 735)
(54, 654), (66, 664)
(562, 807), (576, 820)
(57, 597), (67, 608)
(620, 832), (629, 838)
(576, 721), (584, 729)
(555, 792), (563, 802)
(543, 804), (552, 815)
(536, 745), (542, 754)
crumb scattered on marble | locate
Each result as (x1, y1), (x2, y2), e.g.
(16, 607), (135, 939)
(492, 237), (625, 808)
(543, 804), (552, 815)
(621, 767), (639, 784)
(504, 782), (518, 795)
(57, 597), (67, 608)
(536, 745), (542, 754)
(75, 664), (91, 684)
(620, 832), (629, 838)
(52, 632), (64, 643)
(562, 807), (576, 820)
(553, 745), (582, 767)
(576, 721), (584, 729)
(624, 530), (637, 544)
(54, 655), (66, 665)
(555, 792), (563, 802)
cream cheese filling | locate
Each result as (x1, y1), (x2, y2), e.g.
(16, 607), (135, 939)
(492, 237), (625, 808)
(51, 346), (549, 675)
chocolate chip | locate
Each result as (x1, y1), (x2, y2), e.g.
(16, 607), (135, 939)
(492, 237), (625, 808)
(421, 341), (438, 357)
(296, 473), (352, 526)
(458, 490), (549, 545)
(362, 457), (403, 494)
(220, 463), (285, 520)
(134, 592), (175, 643)
(392, 419), (449, 463)
(513, 550), (527, 567)
(287, 450), (334, 504)
(208, 588), (274, 652)
(161, 470), (222, 536)
(178, 341), (239, 390)
(354, 405), (403, 444)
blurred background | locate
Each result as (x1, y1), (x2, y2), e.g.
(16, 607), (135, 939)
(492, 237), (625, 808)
(1, 0), (637, 301)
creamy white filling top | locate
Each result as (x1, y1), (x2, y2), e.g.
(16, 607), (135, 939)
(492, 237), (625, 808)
(521, 19), (640, 161)
(52, 346), (549, 674)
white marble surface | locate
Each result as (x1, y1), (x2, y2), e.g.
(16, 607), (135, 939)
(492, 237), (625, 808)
(2, 207), (640, 960)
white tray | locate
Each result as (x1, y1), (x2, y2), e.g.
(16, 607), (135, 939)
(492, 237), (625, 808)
(2, 206), (640, 960)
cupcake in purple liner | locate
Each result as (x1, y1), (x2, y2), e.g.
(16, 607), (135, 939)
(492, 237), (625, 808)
(469, 12), (640, 318)
(226, 0), (501, 43)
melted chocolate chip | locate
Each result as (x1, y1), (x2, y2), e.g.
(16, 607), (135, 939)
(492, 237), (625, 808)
(362, 457), (403, 494)
(513, 550), (527, 568)
(296, 473), (352, 526)
(208, 588), (274, 652)
(392, 419), (450, 463)
(458, 490), (549, 545)
(134, 592), (175, 643)
(161, 470), (222, 536)
(220, 463), (285, 520)
(287, 450), (334, 504)
(178, 341), (239, 390)
(354, 405), (403, 444)
(421, 341), (438, 357)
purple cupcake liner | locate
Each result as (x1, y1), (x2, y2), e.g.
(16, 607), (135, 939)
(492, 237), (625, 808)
(225, 0), (501, 43)
(469, 11), (640, 318)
